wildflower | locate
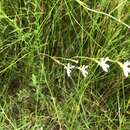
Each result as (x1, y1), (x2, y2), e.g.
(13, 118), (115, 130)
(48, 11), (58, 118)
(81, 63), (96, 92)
(79, 65), (88, 77)
(64, 63), (75, 77)
(99, 57), (110, 72)
(122, 61), (130, 77)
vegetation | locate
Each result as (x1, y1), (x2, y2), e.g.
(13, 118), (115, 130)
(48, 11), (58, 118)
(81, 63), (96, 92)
(0, 0), (130, 129)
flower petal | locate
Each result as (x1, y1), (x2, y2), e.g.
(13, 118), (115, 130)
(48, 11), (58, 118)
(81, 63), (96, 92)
(124, 69), (128, 77)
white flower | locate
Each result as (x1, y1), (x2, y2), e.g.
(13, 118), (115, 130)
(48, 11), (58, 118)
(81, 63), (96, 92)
(79, 65), (88, 77)
(122, 61), (130, 77)
(99, 57), (110, 72)
(64, 63), (75, 77)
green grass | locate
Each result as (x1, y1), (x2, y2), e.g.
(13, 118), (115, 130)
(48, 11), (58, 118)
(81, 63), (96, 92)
(0, 0), (130, 129)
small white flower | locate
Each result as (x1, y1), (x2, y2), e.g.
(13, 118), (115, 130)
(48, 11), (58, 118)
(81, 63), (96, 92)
(64, 63), (75, 77)
(99, 57), (110, 72)
(122, 61), (130, 77)
(79, 65), (88, 77)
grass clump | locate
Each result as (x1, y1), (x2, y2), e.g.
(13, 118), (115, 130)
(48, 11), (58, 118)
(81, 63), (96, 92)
(0, 0), (130, 129)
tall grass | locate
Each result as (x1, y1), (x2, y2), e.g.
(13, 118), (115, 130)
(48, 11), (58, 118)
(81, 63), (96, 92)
(0, 0), (130, 129)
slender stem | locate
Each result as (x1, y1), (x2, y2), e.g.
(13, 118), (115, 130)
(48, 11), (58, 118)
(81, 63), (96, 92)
(75, 0), (130, 29)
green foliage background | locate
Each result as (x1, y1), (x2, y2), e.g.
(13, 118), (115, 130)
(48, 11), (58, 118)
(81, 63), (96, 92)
(0, 0), (130, 129)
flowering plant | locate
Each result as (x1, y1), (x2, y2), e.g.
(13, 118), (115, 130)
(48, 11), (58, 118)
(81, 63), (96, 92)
(44, 54), (130, 78)
(63, 57), (130, 78)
